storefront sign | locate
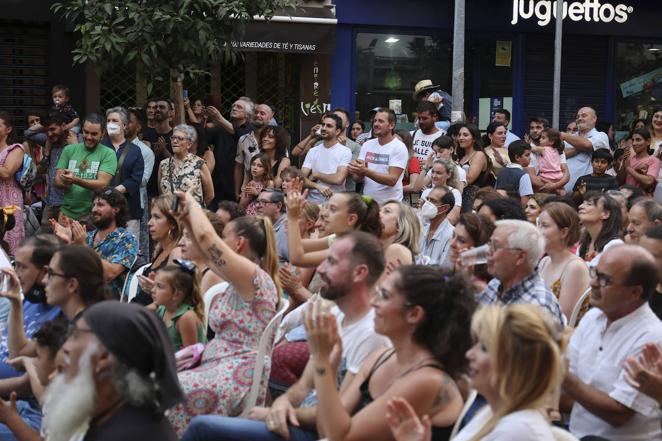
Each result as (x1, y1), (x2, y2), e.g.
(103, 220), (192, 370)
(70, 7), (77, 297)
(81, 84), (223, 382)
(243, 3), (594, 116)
(233, 21), (336, 55)
(299, 55), (331, 138)
(511, 0), (634, 26)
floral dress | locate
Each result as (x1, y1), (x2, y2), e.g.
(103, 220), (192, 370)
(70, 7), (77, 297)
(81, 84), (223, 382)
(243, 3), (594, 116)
(159, 154), (205, 205)
(0, 144), (25, 255)
(168, 266), (278, 435)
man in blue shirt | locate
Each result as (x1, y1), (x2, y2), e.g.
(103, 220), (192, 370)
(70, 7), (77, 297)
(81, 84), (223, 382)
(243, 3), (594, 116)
(0, 235), (62, 379)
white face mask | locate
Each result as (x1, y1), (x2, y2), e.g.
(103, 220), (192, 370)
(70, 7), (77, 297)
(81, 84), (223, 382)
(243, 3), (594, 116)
(419, 200), (439, 221)
(106, 122), (122, 136)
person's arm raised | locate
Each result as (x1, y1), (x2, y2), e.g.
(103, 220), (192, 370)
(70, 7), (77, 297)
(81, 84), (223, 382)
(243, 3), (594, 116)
(174, 190), (260, 300)
(286, 191), (329, 268)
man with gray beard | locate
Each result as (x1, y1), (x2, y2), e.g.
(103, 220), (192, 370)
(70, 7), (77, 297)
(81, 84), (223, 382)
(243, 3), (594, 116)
(42, 301), (183, 441)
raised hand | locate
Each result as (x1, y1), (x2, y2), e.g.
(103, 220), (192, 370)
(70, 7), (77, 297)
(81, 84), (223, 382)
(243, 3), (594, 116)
(385, 397), (432, 441)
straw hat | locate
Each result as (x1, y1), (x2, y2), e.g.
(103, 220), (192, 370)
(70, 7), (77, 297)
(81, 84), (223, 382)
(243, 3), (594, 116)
(413, 79), (439, 99)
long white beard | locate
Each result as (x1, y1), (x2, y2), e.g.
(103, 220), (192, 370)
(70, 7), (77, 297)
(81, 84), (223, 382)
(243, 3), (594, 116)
(42, 344), (97, 441)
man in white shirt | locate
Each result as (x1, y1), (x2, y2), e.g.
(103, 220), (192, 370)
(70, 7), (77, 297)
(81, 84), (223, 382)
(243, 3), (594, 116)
(493, 108), (520, 147)
(302, 113), (352, 203)
(241, 231), (390, 440)
(348, 108), (408, 204)
(411, 101), (444, 163)
(563, 107), (610, 192)
(562, 245), (662, 441)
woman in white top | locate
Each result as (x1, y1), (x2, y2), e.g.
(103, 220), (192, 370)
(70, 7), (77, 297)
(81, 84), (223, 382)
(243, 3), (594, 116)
(482, 121), (510, 176)
(577, 192), (624, 267)
(386, 304), (565, 441)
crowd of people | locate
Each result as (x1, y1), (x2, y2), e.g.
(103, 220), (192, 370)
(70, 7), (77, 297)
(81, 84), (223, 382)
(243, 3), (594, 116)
(0, 78), (657, 441)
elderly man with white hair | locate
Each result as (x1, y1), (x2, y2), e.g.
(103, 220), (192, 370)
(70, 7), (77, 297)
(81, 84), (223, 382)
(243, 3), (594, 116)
(478, 219), (565, 324)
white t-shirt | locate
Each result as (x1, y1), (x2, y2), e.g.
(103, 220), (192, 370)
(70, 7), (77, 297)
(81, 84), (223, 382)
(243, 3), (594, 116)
(303, 142), (352, 203)
(358, 137), (408, 204)
(505, 130), (521, 147)
(411, 129), (445, 163)
(334, 307), (390, 374)
(454, 408), (554, 441)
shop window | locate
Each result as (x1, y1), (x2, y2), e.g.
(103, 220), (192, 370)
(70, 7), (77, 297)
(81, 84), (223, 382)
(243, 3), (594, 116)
(355, 32), (451, 125)
(615, 42), (662, 133)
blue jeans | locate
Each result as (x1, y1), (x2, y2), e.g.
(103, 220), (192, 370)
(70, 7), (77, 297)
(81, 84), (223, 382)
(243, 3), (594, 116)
(180, 416), (318, 441)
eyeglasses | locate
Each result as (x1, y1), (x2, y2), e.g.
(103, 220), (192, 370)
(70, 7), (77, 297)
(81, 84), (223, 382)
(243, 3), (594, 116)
(589, 267), (614, 287)
(486, 240), (523, 254)
(171, 136), (189, 142)
(46, 267), (69, 280)
(174, 258), (197, 275)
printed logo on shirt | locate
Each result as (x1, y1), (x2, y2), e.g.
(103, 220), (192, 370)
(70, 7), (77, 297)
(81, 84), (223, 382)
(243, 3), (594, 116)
(365, 152), (390, 166)
(413, 139), (434, 160)
(68, 160), (101, 180)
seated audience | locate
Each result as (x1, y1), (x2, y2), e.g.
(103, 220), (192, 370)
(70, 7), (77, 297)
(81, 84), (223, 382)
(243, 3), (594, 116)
(577, 192), (623, 266)
(625, 198), (662, 244)
(523, 193), (547, 225)
(638, 224), (662, 319)
(419, 185), (455, 267)
(478, 197), (527, 222)
(179, 212), (225, 295)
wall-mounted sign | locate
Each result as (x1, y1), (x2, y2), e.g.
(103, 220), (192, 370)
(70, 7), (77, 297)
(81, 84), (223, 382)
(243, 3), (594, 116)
(511, 0), (634, 26)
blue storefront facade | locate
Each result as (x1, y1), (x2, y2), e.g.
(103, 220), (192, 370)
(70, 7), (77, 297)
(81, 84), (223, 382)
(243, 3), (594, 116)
(330, 0), (662, 136)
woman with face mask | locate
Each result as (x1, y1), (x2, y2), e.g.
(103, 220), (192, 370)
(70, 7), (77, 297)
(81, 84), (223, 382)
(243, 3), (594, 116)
(102, 107), (145, 241)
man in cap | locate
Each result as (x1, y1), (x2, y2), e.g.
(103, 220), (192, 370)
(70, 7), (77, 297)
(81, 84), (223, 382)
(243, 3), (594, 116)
(413, 79), (452, 125)
(41, 301), (183, 441)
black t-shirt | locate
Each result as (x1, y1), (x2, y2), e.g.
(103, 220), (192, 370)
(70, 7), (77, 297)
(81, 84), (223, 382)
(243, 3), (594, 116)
(83, 404), (177, 441)
(650, 290), (662, 320)
(140, 127), (173, 197)
(573, 173), (619, 193)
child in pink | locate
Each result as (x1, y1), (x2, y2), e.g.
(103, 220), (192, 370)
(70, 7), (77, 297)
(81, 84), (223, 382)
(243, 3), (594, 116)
(532, 128), (564, 193)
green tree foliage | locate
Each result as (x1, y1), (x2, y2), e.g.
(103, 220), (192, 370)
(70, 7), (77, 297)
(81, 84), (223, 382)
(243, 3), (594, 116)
(51, 0), (296, 88)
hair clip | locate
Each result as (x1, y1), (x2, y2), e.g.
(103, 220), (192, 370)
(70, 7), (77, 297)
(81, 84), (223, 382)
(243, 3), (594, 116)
(361, 195), (373, 205)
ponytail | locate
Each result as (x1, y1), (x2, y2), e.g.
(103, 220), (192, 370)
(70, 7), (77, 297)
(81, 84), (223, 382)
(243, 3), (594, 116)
(341, 192), (383, 238)
(161, 264), (205, 323)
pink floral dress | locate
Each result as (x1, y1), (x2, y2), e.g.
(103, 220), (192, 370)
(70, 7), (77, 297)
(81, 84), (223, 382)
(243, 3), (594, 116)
(0, 144), (24, 255)
(168, 266), (278, 435)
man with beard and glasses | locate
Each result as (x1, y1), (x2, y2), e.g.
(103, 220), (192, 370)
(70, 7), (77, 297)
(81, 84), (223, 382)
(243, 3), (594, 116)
(179, 231), (390, 441)
(41, 301), (183, 441)
(0, 235), (62, 380)
(51, 188), (137, 299)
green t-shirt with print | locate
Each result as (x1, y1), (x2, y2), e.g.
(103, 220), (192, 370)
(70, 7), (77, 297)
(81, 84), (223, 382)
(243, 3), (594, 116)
(56, 143), (117, 219)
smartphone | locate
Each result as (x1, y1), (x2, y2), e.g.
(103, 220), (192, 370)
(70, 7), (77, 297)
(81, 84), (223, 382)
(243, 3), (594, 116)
(0, 273), (9, 292)
(171, 195), (180, 213)
(183, 89), (189, 99)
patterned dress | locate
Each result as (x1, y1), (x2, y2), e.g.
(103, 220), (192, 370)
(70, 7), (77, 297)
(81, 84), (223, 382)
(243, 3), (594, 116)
(168, 266), (278, 435)
(159, 154), (205, 205)
(0, 144), (25, 255)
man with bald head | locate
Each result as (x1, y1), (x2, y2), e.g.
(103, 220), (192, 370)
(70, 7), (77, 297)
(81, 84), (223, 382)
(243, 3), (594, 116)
(563, 107), (610, 192)
(561, 245), (662, 440)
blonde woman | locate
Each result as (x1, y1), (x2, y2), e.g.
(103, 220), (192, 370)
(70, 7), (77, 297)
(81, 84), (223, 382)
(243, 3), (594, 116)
(386, 304), (566, 441)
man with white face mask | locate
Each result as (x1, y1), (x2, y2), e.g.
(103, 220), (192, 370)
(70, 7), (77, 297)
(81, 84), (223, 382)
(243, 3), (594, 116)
(419, 184), (455, 267)
(101, 107), (145, 240)
(42, 301), (183, 441)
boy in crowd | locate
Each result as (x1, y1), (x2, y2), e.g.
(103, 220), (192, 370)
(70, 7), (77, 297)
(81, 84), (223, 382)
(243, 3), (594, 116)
(496, 140), (534, 204)
(572, 149), (619, 201)
(0, 318), (68, 441)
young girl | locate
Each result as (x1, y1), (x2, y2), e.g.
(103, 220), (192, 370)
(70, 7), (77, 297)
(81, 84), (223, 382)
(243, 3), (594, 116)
(240, 153), (274, 216)
(533, 128), (564, 193)
(151, 261), (206, 351)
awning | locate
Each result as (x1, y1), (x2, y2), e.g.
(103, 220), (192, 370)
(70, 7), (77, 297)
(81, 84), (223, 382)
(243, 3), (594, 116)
(232, 6), (337, 55)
